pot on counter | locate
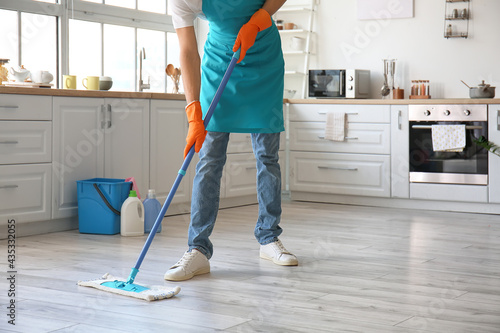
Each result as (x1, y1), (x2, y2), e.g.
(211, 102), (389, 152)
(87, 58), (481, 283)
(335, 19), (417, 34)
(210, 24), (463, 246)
(462, 80), (496, 98)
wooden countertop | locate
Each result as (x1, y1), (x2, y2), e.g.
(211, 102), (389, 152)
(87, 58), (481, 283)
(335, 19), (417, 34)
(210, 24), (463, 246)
(2, 86), (499, 105)
(0, 86), (186, 100)
(284, 98), (500, 105)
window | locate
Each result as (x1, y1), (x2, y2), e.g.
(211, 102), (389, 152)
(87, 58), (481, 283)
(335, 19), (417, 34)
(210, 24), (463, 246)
(138, 28), (166, 93)
(21, 13), (58, 83)
(105, 0), (135, 10)
(1, 0), (177, 92)
(0, 10), (18, 68)
(0, 9), (57, 83)
(69, 19), (101, 89)
(104, 24), (135, 91)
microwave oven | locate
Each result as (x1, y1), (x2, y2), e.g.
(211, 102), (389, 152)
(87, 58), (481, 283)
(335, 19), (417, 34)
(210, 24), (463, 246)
(308, 69), (370, 99)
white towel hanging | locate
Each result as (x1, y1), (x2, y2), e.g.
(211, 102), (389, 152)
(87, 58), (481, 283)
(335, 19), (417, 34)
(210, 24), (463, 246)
(431, 125), (466, 152)
(324, 112), (346, 141)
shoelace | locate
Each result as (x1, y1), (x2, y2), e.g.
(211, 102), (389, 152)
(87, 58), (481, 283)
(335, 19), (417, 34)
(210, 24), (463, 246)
(173, 251), (196, 267)
(273, 240), (291, 255)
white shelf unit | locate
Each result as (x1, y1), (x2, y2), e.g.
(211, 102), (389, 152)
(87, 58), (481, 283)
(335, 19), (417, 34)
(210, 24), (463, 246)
(276, 0), (317, 99)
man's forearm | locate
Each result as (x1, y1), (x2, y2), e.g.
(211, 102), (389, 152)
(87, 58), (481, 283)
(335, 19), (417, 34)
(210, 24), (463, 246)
(176, 26), (201, 103)
(179, 49), (201, 103)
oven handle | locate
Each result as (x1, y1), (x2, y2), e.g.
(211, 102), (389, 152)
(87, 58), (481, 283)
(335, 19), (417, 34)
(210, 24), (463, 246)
(411, 125), (483, 130)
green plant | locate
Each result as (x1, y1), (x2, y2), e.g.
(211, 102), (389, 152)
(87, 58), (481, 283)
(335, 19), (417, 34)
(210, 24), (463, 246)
(473, 136), (500, 157)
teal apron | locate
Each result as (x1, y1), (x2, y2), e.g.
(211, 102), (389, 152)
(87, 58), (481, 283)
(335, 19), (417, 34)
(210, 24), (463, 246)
(200, 0), (285, 133)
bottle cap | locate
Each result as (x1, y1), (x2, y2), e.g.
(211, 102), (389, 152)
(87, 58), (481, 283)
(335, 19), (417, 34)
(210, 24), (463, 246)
(129, 190), (137, 197)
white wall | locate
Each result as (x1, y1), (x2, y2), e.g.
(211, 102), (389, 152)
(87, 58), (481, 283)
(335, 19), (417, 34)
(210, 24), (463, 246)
(312, 0), (500, 98)
(194, 0), (499, 99)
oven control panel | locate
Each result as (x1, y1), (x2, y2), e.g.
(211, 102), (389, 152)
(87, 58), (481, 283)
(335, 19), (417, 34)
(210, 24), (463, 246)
(409, 104), (487, 121)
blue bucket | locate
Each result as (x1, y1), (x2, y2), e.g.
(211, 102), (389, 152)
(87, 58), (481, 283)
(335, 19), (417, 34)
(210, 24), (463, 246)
(76, 178), (132, 234)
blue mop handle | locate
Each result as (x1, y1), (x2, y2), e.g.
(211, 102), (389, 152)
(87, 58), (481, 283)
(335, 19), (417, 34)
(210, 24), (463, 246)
(127, 50), (241, 284)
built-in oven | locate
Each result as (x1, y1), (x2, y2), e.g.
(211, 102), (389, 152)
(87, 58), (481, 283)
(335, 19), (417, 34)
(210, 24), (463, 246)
(409, 104), (488, 185)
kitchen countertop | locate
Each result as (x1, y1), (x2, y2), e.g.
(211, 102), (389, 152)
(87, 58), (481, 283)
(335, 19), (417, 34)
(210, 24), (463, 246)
(284, 98), (500, 105)
(0, 86), (186, 100)
(1, 86), (499, 105)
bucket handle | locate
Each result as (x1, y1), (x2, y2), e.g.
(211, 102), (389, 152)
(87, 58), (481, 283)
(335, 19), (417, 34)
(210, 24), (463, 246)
(93, 183), (121, 216)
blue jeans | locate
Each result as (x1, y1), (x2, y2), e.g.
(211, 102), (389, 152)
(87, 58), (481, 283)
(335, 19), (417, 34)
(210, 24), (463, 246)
(188, 131), (283, 259)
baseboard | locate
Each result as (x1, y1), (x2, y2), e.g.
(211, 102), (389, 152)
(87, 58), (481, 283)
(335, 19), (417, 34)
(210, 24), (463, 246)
(0, 217), (79, 239)
(291, 192), (500, 216)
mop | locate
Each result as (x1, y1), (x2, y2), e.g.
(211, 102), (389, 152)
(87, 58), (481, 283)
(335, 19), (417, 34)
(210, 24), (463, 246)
(78, 50), (241, 301)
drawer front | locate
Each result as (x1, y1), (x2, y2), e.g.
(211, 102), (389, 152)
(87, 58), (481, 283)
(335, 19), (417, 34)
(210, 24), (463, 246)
(289, 104), (390, 123)
(290, 152), (390, 197)
(0, 121), (52, 164)
(225, 153), (257, 197)
(0, 163), (52, 222)
(0, 94), (52, 120)
(227, 133), (253, 153)
(290, 122), (390, 154)
(227, 132), (285, 153)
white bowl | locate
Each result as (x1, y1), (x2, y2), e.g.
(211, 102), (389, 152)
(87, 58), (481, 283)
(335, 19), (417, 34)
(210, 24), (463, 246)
(99, 77), (113, 90)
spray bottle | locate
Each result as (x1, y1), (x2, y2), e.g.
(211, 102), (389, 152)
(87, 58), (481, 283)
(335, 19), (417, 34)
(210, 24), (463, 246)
(120, 190), (144, 236)
(143, 189), (162, 233)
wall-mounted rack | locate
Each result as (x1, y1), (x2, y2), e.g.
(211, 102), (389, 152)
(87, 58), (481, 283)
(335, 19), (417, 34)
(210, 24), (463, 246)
(444, 0), (470, 38)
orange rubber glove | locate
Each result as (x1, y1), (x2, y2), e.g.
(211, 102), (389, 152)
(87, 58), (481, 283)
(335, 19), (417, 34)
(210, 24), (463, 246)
(184, 101), (207, 158)
(232, 8), (272, 63)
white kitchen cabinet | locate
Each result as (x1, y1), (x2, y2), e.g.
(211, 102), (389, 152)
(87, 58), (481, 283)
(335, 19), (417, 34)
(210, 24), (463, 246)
(390, 105), (409, 198)
(0, 164), (52, 223)
(0, 94), (52, 120)
(52, 97), (149, 219)
(290, 151), (390, 197)
(489, 105), (500, 203)
(289, 122), (390, 154)
(225, 152), (258, 198)
(289, 104), (391, 198)
(150, 99), (191, 209)
(0, 94), (53, 225)
(0, 121), (52, 165)
(103, 98), (149, 195)
(52, 97), (105, 219)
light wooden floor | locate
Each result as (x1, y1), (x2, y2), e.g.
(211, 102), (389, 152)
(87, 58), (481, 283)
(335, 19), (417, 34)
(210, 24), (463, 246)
(1, 201), (500, 332)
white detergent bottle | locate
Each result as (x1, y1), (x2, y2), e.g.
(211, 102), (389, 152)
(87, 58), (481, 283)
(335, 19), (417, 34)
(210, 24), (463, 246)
(143, 189), (162, 234)
(121, 190), (144, 236)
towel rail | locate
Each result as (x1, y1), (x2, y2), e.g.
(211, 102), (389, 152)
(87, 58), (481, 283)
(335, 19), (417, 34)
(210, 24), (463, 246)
(411, 125), (483, 130)
(317, 111), (358, 115)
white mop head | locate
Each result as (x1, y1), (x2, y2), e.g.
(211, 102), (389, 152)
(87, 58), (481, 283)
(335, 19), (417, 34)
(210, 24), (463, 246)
(78, 273), (181, 301)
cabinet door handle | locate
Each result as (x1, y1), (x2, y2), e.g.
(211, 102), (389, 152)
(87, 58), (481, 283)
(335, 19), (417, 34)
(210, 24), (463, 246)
(107, 104), (112, 129)
(318, 166), (358, 171)
(100, 104), (106, 129)
(0, 140), (19, 144)
(398, 110), (402, 130)
(318, 136), (358, 140)
(246, 166), (257, 170)
(0, 185), (19, 189)
(0, 106), (19, 109)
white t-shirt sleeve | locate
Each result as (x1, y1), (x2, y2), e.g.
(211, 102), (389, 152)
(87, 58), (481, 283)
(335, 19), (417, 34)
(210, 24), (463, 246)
(169, 0), (203, 29)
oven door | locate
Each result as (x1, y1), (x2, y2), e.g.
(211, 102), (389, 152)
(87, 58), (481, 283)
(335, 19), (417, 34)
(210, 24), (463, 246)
(409, 121), (488, 185)
(308, 70), (345, 98)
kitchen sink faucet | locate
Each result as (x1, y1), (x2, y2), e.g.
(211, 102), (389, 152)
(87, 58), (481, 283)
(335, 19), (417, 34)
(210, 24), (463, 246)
(139, 47), (150, 92)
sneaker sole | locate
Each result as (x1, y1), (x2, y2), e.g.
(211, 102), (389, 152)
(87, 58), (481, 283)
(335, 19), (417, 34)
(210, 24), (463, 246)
(164, 266), (210, 281)
(260, 252), (298, 266)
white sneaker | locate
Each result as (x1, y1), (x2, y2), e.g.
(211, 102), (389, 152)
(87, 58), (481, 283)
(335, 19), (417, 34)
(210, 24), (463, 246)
(260, 239), (298, 266)
(164, 249), (210, 281)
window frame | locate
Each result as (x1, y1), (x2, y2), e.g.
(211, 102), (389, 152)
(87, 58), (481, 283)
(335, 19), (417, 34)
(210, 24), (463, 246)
(0, 0), (175, 92)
